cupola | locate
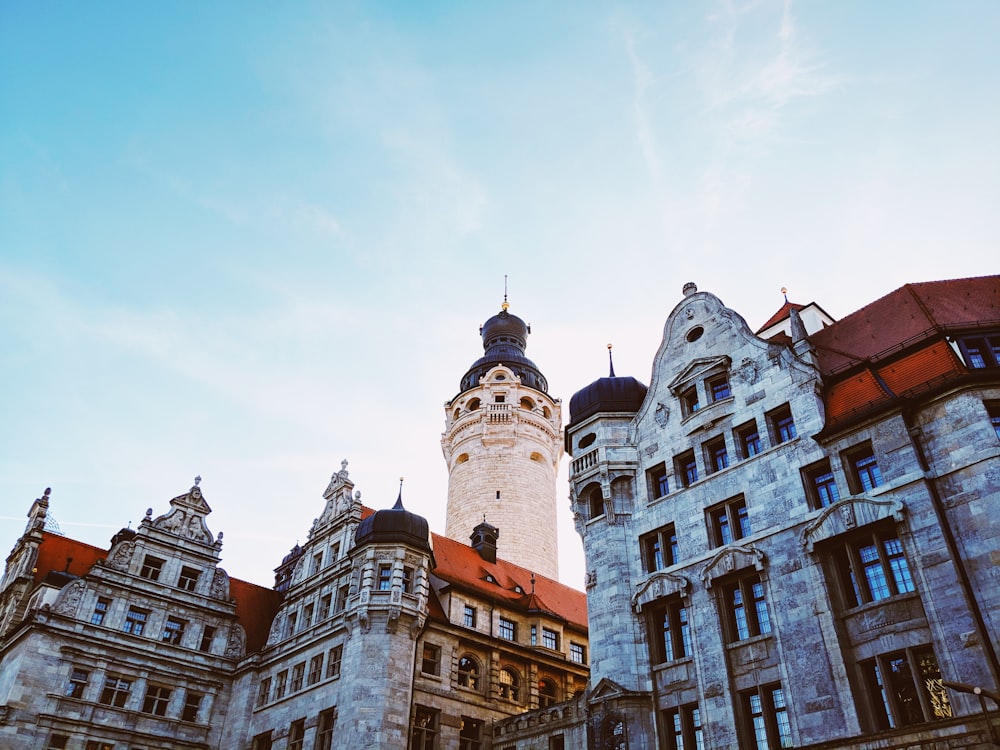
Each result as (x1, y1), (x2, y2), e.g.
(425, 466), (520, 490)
(354, 484), (432, 553)
(458, 302), (549, 394)
(567, 345), (648, 439)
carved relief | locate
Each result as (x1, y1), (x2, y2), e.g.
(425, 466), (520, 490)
(107, 541), (135, 572)
(632, 571), (690, 612)
(700, 544), (767, 588)
(225, 624), (246, 658)
(738, 358), (759, 385)
(654, 403), (670, 427)
(801, 497), (906, 552)
(211, 569), (230, 600)
(52, 579), (86, 617)
(265, 615), (283, 647)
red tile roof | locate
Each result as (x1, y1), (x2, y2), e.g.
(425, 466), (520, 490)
(36, 532), (108, 582)
(757, 300), (807, 334)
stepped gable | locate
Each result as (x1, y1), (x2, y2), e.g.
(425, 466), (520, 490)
(429, 531), (587, 630)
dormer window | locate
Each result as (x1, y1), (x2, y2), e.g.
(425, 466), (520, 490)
(708, 375), (731, 402)
(957, 334), (1000, 369)
(485, 574), (497, 584)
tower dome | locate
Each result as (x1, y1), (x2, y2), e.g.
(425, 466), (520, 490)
(567, 346), (648, 450)
(459, 305), (548, 394)
(355, 492), (432, 553)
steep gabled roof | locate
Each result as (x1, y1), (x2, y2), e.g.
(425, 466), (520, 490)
(757, 300), (807, 333)
(35, 532), (108, 582)
(229, 577), (282, 652)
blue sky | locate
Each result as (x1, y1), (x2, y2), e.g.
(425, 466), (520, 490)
(2, 1), (997, 588)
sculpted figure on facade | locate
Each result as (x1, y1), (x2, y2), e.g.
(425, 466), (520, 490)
(107, 541), (135, 571)
(224, 623), (246, 658)
(211, 568), (230, 599)
(52, 579), (85, 617)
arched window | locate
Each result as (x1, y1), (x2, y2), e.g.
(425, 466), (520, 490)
(499, 667), (520, 702)
(520, 396), (535, 411)
(468, 398), (481, 411)
(538, 677), (558, 708)
(587, 487), (605, 520)
(457, 655), (481, 690)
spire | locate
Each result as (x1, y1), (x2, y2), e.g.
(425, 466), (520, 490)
(607, 343), (616, 378)
(393, 477), (405, 510)
(502, 274), (509, 311)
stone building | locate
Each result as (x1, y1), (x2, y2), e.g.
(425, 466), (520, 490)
(0, 304), (589, 749)
(536, 275), (998, 749)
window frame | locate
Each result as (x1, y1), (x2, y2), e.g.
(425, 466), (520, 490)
(308, 653), (324, 685)
(288, 717), (306, 750)
(123, 606), (149, 636)
(141, 684), (172, 716)
(708, 374), (731, 403)
(182, 690), (202, 722)
(66, 667), (89, 699)
(720, 573), (772, 642)
(316, 708), (336, 750)
(704, 434), (730, 474)
(99, 674), (132, 708)
(802, 458), (841, 508)
(860, 646), (952, 731)
(537, 677), (559, 708)
(457, 654), (482, 691)
(541, 627), (559, 651)
(199, 624), (216, 652)
(139, 554), (164, 581)
(735, 420), (762, 460)
(957, 334), (1000, 369)
(498, 616), (517, 642)
(707, 495), (750, 548)
(741, 683), (792, 750)
(162, 615), (187, 645)
(988, 401), (1000, 441)
(256, 677), (271, 707)
(843, 442), (884, 493)
(674, 449), (698, 488)
(463, 604), (477, 629)
(640, 523), (678, 573)
(766, 403), (797, 446)
(459, 715), (484, 750)
(290, 661), (305, 692)
(827, 525), (915, 608)
(664, 703), (704, 750)
(646, 462), (669, 501)
(421, 643), (441, 676)
(377, 564), (393, 591)
(649, 595), (691, 664)
(680, 385), (700, 418)
(91, 597), (111, 626)
(410, 705), (439, 750)
(177, 565), (200, 592)
(327, 644), (343, 680)
(570, 642), (587, 665)
(498, 667), (521, 702)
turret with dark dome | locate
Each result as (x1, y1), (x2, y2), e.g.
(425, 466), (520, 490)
(459, 302), (548, 394)
(567, 346), (648, 449)
(355, 487), (432, 554)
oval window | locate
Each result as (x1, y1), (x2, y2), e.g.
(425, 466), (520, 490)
(579, 433), (597, 449)
(686, 326), (704, 342)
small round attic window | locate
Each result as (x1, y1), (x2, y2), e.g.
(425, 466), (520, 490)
(495, 373), (506, 380)
(686, 326), (704, 342)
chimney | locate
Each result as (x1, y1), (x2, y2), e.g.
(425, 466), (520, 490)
(470, 519), (499, 564)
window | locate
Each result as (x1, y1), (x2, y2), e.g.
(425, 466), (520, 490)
(410, 706), (439, 750)
(421, 643), (441, 676)
(274, 670), (288, 700)
(743, 684), (792, 749)
(47, 735), (69, 750)
(542, 627), (559, 650)
(705, 435), (729, 474)
(290, 661), (305, 692)
(288, 718), (306, 750)
(178, 565), (200, 591)
(767, 404), (797, 445)
(570, 642), (587, 664)
(256, 677), (271, 707)
(958, 335), (1000, 369)
(308, 653), (324, 685)
(316, 708), (336, 750)
(318, 593), (331, 620)
(649, 596), (691, 663)
(402, 566), (414, 594)
(91, 597), (110, 625)
(665, 704), (704, 750)
(140, 554), (164, 581)
(803, 459), (840, 508)
(199, 624), (216, 652)
(550, 736), (565, 750)
(708, 496), (750, 547)
(335, 584), (349, 613)
(123, 607), (149, 636)
(498, 617), (516, 641)
(735, 421), (762, 459)
(303, 603), (314, 628)
(460, 716), (483, 750)
(66, 667), (89, 698)
(538, 677), (558, 708)
(531, 624), (537, 645)
(499, 667), (521, 702)
(680, 386), (700, 417)
(162, 616), (187, 645)
(377, 565), (393, 591)
(845, 443), (884, 492)
(463, 604), (477, 628)
(641, 524), (679, 573)
(862, 647), (953, 730)
(708, 375), (731, 402)
(988, 402), (1000, 440)
(100, 675), (132, 708)
(647, 463), (669, 500)
(828, 527), (915, 607)
(85, 743), (113, 750)
(327, 645), (342, 679)
(675, 450), (698, 487)
(287, 611), (298, 636)
(142, 684), (172, 716)
(722, 574), (772, 641)
(251, 731), (273, 750)
(587, 487), (605, 519)
(312, 551), (324, 575)
(182, 691), (202, 722)
(457, 654), (481, 690)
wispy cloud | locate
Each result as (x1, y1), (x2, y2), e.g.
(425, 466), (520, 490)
(623, 29), (663, 189)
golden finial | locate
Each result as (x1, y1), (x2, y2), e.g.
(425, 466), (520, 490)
(501, 274), (510, 311)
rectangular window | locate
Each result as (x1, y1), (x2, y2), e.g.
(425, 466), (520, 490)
(464, 605), (477, 629)
(650, 596), (691, 663)
(422, 643), (441, 675)
(844, 443), (884, 493)
(139, 555), (164, 581)
(316, 707), (336, 750)
(330, 542), (341, 564)
(142, 684), (172, 716)
(335, 584), (349, 613)
(162, 616), (187, 645)
(767, 404), (797, 445)
(290, 662), (305, 692)
(85, 743), (114, 750)
(99, 675), (132, 708)
(181, 691), (202, 722)
(286, 611), (298, 636)
(675, 449), (698, 488)
(377, 565), (393, 591)
(705, 435), (729, 474)
(327, 645), (343, 679)
(708, 375), (731, 402)
(829, 527), (915, 608)
(308, 653), (324, 685)
(647, 462), (670, 500)
(570, 642), (587, 664)
(312, 551), (324, 575)
(66, 667), (89, 698)
(47, 735), (69, 750)
(302, 603), (314, 628)
(531, 624), (537, 646)
(123, 607), (149, 636)
(411, 706), (439, 750)
(402, 566), (414, 594)
(498, 616), (516, 641)
(318, 593), (332, 620)
(178, 565), (200, 591)
(959, 335), (1000, 369)
(549, 736), (565, 750)
(274, 670), (288, 700)
(722, 574), (772, 641)
(288, 718), (306, 750)
(803, 459), (840, 508)
(542, 627), (559, 650)
(743, 684), (792, 750)
(681, 385), (700, 417)
(641, 523), (679, 573)
(251, 731), (273, 750)
(459, 715), (483, 750)
(861, 646), (952, 730)
(989, 401), (1000, 441)
(199, 624), (216, 652)
(665, 704), (704, 750)
(91, 597), (111, 625)
(708, 496), (750, 548)
(256, 677), (271, 707)
(735, 420), (762, 459)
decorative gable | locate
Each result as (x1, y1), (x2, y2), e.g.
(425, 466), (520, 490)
(667, 355), (732, 395)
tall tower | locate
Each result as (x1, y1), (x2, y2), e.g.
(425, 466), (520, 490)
(442, 302), (563, 580)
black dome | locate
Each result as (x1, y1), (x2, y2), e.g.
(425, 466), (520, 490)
(568, 376), (648, 428)
(459, 306), (548, 394)
(355, 495), (432, 553)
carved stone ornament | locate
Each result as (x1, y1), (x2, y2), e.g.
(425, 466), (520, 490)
(585, 570), (597, 589)
(632, 572), (690, 613)
(53, 579), (86, 617)
(211, 569), (230, 599)
(738, 358), (759, 385)
(153, 509), (212, 544)
(801, 496), (906, 552)
(700, 544), (767, 589)
(107, 541), (135, 572)
(265, 616), (283, 647)
(225, 624), (246, 658)
(654, 403), (670, 428)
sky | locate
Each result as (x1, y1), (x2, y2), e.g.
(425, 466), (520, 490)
(2, 1), (997, 590)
